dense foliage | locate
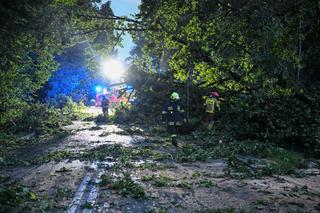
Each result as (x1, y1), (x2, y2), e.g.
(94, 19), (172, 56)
(124, 0), (320, 154)
(1, 0), (319, 155)
(0, 0), (120, 128)
(133, 0), (320, 84)
(0, 176), (46, 212)
(221, 87), (320, 154)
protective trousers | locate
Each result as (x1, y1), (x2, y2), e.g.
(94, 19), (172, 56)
(167, 125), (177, 147)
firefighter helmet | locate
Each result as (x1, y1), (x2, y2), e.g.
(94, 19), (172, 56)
(170, 92), (180, 100)
(211, 91), (219, 97)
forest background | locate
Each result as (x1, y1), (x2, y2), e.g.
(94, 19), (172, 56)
(0, 0), (319, 156)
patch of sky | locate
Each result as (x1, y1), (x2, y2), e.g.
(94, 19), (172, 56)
(102, 0), (141, 61)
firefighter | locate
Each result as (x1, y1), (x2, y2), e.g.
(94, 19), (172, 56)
(204, 91), (220, 129)
(162, 92), (187, 147)
(101, 95), (110, 117)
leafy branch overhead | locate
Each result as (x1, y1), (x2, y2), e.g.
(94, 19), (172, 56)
(1, 0), (117, 126)
(128, 0), (320, 91)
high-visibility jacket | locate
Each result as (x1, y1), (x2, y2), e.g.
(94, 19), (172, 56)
(205, 97), (220, 113)
(161, 100), (186, 126)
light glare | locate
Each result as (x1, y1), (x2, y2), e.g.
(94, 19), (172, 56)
(101, 59), (125, 80)
(95, 86), (102, 93)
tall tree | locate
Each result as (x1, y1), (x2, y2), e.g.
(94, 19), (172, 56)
(130, 0), (320, 91)
(0, 0), (133, 126)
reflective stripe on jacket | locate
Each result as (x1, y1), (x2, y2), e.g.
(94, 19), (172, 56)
(205, 97), (220, 113)
(162, 99), (186, 126)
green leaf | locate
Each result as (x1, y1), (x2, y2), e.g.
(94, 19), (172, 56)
(30, 191), (37, 201)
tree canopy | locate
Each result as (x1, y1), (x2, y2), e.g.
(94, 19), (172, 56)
(0, 0), (128, 126)
(130, 0), (320, 90)
(125, 0), (320, 153)
(0, 0), (319, 153)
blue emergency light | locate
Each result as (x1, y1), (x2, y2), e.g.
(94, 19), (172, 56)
(95, 86), (102, 93)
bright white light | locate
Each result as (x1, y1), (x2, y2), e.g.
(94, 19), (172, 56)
(101, 59), (125, 80)
(95, 86), (102, 93)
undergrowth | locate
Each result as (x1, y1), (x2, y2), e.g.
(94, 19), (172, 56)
(0, 99), (89, 165)
(4, 138), (307, 178)
(0, 176), (48, 212)
(100, 173), (145, 199)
